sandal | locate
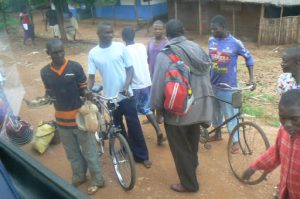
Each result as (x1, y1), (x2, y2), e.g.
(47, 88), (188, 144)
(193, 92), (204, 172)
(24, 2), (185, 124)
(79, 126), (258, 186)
(87, 183), (104, 195)
(208, 133), (222, 142)
(157, 134), (167, 146)
(231, 142), (240, 154)
(142, 119), (150, 125)
(143, 160), (152, 168)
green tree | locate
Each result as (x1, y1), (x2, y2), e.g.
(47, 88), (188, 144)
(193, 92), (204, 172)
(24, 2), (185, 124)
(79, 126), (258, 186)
(27, 0), (100, 40)
(0, 0), (9, 33)
(85, 0), (96, 24)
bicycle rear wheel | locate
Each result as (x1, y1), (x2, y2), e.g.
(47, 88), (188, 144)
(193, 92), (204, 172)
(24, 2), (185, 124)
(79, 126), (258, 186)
(227, 121), (270, 185)
(110, 133), (136, 191)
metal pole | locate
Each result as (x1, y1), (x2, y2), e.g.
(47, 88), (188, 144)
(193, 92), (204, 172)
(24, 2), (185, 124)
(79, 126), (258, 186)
(198, 0), (202, 35)
(175, 0), (178, 19)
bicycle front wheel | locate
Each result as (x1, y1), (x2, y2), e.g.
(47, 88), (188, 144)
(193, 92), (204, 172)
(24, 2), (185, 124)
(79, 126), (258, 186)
(110, 133), (136, 191)
(227, 121), (270, 185)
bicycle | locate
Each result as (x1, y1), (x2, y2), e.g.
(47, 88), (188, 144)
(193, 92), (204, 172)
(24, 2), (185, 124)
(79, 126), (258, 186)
(91, 84), (136, 191)
(199, 83), (270, 185)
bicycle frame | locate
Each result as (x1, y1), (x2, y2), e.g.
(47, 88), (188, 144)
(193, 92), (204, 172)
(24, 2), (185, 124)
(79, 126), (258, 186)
(207, 96), (243, 135)
(209, 94), (254, 156)
(93, 96), (119, 141)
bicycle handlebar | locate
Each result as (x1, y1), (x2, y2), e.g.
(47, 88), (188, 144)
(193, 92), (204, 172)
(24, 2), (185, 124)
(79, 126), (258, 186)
(92, 92), (129, 102)
(216, 83), (254, 91)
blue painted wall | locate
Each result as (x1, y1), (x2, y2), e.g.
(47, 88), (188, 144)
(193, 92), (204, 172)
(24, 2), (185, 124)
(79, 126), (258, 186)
(95, 2), (168, 20)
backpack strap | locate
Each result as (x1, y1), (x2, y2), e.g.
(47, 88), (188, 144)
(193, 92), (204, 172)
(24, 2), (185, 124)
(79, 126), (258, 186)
(163, 47), (181, 63)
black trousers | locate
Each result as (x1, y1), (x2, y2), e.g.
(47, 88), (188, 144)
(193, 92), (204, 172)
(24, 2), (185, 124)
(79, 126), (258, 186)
(164, 123), (200, 191)
(113, 97), (149, 162)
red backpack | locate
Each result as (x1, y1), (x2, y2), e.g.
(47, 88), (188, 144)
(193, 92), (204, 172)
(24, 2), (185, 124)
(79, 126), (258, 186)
(163, 47), (194, 116)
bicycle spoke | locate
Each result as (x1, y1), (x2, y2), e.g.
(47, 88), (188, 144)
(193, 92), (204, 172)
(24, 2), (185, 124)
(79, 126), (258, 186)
(228, 122), (270, 185)
(110, 133), (136, 190)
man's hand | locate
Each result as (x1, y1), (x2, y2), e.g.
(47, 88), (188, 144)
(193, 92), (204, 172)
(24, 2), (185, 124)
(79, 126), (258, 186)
(84, 90), (94, 101)
(241, 167), (256, 181)
(121, 87), (130, 97)
(247, 81), (256, 91)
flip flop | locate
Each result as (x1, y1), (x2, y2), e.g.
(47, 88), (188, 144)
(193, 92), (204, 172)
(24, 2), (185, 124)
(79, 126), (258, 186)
(87, 183), (105, 195)
(142, 120), (150, 125)
(157, 134), (167, 146)
(231, 143), (240, 154)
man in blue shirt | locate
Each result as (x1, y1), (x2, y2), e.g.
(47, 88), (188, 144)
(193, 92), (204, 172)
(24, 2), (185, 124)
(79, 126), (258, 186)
(208, 15), (256, 153)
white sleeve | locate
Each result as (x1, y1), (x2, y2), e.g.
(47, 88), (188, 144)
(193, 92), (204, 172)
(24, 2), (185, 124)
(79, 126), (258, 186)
(87, 52), (96, 75)
(122, 47), (133, 68)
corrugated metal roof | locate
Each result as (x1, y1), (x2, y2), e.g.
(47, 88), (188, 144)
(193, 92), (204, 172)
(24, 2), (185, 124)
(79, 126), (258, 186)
(220, 0), (300, 6)
(176, 0), (300, 6)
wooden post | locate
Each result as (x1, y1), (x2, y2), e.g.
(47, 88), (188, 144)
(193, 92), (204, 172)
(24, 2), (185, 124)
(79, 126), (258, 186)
(198, 0), (202, 35)
(257, 4), (265, 45)
(277, 3), (284, 44)
(175, 0), (178, 19)
(232, 6), (236, 36)
(298, 16), (300, 43)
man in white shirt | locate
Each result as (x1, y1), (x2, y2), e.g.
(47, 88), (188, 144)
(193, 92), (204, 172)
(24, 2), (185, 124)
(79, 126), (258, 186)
(122, 27), (166, 145)
(87, 22), (152, 168)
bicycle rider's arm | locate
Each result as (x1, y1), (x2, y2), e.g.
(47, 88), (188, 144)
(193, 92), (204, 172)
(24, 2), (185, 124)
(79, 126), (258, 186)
(87, 74), (95, 91)
(236, 39), (256, 90)
(121, 45), (134, 96)
(247, 65), (255, 83)
(87, 51), (97, 91)
(123, 66), (133, 95)
(40, 68), (53, 99)
(242, 127), (282, 181)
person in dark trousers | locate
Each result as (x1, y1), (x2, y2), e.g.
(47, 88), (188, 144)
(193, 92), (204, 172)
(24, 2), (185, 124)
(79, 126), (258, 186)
(150, 19), (213, 192)
(19, 6), (35, 45)
(87, 22), (152, 168)
(121, 27), (167, 146)
(45, 9), (60, 38)
(40, 38), (104, 195)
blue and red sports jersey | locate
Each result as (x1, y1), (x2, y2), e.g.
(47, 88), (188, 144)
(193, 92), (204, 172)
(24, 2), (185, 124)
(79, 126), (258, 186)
(208, 34), (254, 87)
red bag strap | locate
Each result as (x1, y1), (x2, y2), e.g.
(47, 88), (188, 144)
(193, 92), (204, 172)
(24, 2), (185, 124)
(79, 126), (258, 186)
(164, 48), (181, 63)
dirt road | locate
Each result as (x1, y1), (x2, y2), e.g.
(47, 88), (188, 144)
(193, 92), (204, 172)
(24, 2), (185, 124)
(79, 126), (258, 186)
(1, 13), (285, 198)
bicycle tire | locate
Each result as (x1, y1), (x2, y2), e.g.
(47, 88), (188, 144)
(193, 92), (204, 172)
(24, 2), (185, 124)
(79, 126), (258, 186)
(227, 121), (270, 185)
(110, 133), (136, 191)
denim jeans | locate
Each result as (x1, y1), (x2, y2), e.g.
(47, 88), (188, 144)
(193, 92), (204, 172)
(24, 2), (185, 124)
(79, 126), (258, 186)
(58, 127), (104, 186)
(212, 87), (239, 142)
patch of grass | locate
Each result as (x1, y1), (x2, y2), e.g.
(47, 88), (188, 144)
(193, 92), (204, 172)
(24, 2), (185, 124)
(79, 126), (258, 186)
(242, 103), (264, 118)
(243, 91), (277, 103)
(0, 16), (20, 33)
(266, 120), (281, 127)
(258, 93), (277, 103)
(241, 91), (279, 127)
(242, 101), (280, 127)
